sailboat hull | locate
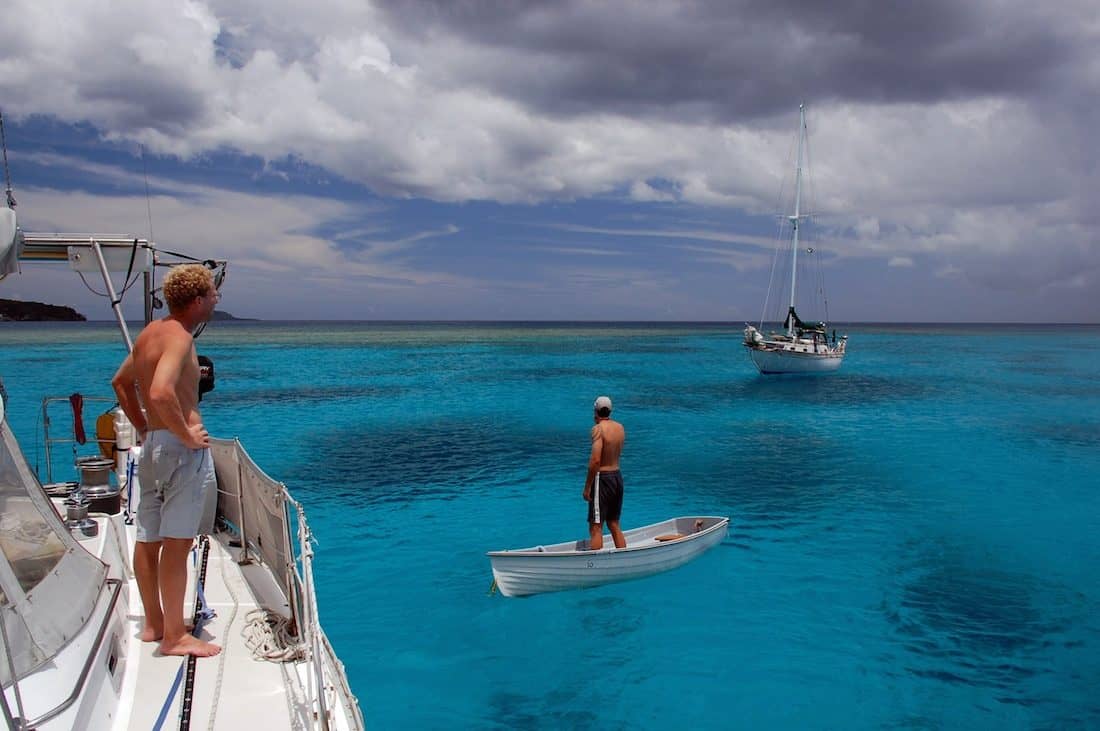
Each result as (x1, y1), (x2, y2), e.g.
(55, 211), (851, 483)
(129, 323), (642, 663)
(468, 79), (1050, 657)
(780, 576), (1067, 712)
(747, 346), (844, 375)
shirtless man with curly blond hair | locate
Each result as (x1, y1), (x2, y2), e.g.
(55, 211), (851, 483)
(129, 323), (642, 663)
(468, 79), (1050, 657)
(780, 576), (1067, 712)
(112, 263), (222, 658)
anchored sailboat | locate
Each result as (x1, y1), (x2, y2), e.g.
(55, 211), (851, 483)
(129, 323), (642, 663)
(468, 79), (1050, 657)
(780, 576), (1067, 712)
(743, 104), (847, 375)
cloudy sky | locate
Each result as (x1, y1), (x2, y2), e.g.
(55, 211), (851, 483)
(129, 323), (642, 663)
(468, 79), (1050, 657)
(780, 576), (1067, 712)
(1, 0), (1097, 321)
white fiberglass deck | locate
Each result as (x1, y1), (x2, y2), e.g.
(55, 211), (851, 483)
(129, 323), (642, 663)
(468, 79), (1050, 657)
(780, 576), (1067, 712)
(37, 510), (362, 731)
(117, 530), (328, 730)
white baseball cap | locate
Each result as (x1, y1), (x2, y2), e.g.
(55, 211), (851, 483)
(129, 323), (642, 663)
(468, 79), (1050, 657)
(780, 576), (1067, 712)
(593, 396), (612, 413)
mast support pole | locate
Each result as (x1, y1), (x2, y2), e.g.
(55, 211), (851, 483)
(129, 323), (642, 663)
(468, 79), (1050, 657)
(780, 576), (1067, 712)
(89, 238), (134, 352)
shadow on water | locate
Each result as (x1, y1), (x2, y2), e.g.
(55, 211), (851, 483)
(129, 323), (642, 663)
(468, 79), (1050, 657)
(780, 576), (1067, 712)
(882, 538), (1086, 702)
(486, 692), (598, 731)
(1022, 421), (1100, 450)
(494, 340), (709, 358)
(8, 354), (75, 366)
(631, 422), (899, 538)
(218, 383), (406, 407)
(574, 595), (645, 637)
(650, 372), (945, 410)
(748, 372), (947, 405)
(288, 417), (576, 504)
(462, 366), (597, 383)
(996, 379), (1100, 400)
(484, 595), (643, 731)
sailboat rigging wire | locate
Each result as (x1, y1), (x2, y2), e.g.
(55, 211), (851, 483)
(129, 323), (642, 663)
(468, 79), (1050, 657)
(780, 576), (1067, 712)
(798, 108), (830, 325)
(76, 266), (143, 299)
(759, 218), (785, 328)
(0, 110), (15, 209)
(141, 145), (155, 243)
(120, 238), (139, 302)
(808, 231), (826, 324)
(816, 244), (831, 325)
(760, 128), (799, 328)
(154, 249), (205, 263)
(802, 111), (818, 228)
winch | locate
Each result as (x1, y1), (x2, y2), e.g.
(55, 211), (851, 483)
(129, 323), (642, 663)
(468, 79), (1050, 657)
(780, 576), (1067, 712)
(76, 455), (122, 515)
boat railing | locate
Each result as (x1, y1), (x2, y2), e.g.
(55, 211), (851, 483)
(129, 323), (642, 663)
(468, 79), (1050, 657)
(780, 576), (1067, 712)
(291, 494), (332, 730)
(209, 436), (343, 730)
(39, 395), (119, 483)
(31, 406), (325, 663)
(30, 410), (351, 728)
(33, 402), (305, 634)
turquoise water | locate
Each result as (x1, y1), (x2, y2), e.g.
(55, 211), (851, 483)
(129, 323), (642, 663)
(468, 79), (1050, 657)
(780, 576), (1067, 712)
(2, 321), (1099, 729)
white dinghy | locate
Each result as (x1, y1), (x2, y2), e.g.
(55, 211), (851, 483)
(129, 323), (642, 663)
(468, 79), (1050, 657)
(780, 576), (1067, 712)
(487, 516), (728, 597)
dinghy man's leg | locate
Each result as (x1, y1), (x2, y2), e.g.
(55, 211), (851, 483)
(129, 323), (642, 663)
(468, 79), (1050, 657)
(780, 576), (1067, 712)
(583, 396), (626, 550)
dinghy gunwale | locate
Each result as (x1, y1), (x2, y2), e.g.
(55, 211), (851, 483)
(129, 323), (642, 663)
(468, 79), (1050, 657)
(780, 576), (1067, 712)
(486, 515), (729, 557)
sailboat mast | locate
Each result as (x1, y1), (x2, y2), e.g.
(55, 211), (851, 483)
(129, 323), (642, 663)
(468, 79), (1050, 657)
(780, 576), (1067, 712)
(787, 104), (805, 337)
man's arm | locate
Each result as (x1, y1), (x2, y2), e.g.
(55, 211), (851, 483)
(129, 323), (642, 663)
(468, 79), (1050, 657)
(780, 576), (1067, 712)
(583, 425), (603, 500)
(111, 354), (148, 438)
(148, 334), (207, 448)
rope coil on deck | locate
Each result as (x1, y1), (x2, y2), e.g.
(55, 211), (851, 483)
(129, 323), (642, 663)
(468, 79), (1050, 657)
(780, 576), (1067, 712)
(242, 608), (307, 662)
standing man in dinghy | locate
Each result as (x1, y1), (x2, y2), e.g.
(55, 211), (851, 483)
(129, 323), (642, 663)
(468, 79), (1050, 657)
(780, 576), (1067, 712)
(583, 396), (627, 550)
(112, 263), (222, 658)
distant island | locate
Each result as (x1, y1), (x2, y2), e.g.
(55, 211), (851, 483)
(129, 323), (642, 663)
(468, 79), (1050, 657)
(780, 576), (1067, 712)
(211, 310), (256, 321)
(0, 299), (254, 322)
(0, 298), (86, 321)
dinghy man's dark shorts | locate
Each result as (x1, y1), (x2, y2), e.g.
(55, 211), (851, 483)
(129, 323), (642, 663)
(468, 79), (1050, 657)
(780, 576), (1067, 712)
(587, 469), (624, 524)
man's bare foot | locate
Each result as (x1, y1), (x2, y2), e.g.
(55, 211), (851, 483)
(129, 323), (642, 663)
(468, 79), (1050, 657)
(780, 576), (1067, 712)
(139, 622), (194, 643)
(159, 635), (222, 657)
(139, 626), (163, 643)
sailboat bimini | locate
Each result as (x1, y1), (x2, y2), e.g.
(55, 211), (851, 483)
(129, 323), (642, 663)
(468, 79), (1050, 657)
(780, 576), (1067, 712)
(743, 104), (847, 375)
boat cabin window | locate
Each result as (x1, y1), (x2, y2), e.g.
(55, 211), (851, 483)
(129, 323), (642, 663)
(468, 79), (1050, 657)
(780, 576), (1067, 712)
(0, 437), (67, 596)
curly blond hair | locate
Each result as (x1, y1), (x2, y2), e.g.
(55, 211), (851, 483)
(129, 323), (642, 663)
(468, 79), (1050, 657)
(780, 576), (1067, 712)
(162, 264), (214, 313)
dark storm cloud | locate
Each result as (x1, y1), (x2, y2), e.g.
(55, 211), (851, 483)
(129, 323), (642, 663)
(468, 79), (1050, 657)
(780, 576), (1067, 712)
(79, 75), (208, 133)
(374, 0), (1086, 123)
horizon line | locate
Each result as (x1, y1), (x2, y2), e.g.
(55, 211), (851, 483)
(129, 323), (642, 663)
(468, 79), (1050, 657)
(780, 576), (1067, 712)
(18, 318), (1100, 326)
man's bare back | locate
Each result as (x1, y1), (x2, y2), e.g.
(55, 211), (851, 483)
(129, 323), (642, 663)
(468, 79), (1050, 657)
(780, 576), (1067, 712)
(591, 419), (625, 471)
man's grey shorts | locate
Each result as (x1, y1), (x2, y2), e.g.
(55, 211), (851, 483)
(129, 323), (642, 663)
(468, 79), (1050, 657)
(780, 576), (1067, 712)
(136, 430), (215, 542)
